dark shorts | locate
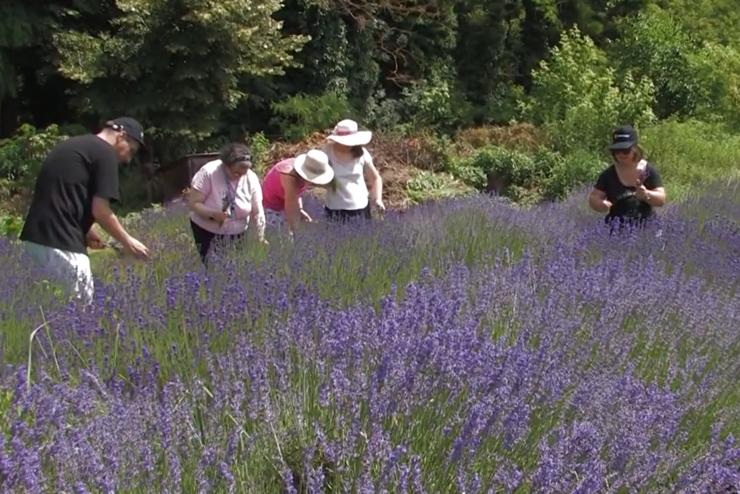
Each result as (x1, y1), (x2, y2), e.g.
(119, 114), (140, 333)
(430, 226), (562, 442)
(324, 204), (372, 224)
(190, 219), (245, 265)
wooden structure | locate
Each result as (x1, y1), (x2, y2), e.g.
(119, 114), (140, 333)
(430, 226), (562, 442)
(153, 153), (219, 204)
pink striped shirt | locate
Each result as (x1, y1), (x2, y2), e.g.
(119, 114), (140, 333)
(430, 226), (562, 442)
(261, 158), (310, 212)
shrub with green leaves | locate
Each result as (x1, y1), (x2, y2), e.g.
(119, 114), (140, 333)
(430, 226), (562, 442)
(520, 27), (656, 154)
(0, 124), (67, 195)
(405, 170), (475, 204)
(270, 92), (353, 142)
(641, 119), (740, 200)
(611, 9), (740, 127)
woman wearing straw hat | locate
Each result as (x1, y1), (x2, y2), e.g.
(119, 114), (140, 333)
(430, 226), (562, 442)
(261, 149), (335, 235)
(321, 119), (384, 223)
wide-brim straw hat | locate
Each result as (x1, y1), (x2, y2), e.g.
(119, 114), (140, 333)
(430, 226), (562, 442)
(294, 149), (335, 185)
(326, 119), (372, 146)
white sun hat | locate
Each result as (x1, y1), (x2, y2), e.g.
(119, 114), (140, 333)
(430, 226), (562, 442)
(293, 149), (335, 185)
(326, 119), (372, 146)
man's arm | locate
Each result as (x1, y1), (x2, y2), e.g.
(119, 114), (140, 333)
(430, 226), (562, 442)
(91, 150), (133, 247)
(92, 198), (132, 247)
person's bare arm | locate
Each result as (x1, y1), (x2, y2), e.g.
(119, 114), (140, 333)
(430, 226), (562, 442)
(188, 189), (223, 221)
(280, 173), (302, 233)
(92, 197), (133, 246)
(642, 166), (666, 207)
(588, 188), (611, 213)
(187, 166), (228, 223)
(248, 171), (266, 241)
(90, 148), (134, 246)
(644, 187), (666, 207)
(363, 154), (383, 203)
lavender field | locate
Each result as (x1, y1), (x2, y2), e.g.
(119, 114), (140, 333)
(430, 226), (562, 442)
(3, 183), (740, 493)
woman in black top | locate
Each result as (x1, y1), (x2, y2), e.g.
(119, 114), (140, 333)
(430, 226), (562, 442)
(588, 125), (667, 229)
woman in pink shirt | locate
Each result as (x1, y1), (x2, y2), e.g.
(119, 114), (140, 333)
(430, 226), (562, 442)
(188, 143), (266, 264)
(262, 149), (334, 234)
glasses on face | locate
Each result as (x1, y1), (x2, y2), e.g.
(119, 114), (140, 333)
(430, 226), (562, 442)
(613, 148), (631, 155)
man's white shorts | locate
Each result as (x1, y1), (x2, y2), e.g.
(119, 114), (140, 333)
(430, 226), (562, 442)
(24, 241), (94, 305)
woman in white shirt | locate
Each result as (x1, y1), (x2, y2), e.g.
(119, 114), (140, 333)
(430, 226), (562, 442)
(187, 143), (267, 264)
(322, 119), (384, 223)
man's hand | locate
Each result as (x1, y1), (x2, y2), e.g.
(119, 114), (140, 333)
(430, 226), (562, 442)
(123, 236), (149, 260)
(86, 229), (106, 249)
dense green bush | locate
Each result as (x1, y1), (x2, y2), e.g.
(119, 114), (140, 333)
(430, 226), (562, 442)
(520, 28), (656, 155)
(442, 145), (597, 203)
(0, 124), (68, 196)
(405, 170), (474, 204)
(270, 92), (353, 141)
(640, 119), (740, 199)
(612, 10), (740, 127)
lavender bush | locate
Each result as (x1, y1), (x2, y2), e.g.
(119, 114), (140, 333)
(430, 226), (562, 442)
(2, 182), (740, 493)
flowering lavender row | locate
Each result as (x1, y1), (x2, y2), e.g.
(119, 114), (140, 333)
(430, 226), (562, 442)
(3, 187), (740, 492)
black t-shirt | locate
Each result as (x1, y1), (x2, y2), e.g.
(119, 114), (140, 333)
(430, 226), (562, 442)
(594, 162), (663, 223)
(20, 134), (120, 254)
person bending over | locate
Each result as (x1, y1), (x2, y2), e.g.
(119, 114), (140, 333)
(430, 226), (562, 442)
(188, 143), (267, 264)
(261, 149), (334, 236)
(589, 125), (666, 230)
(19, 117), (150, 305)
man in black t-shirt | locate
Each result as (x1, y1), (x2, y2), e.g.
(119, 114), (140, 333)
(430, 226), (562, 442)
(19, 117), (150, 305)
(589, 125), (667, 229)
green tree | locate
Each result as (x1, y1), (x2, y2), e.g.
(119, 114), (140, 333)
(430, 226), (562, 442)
(52, 0), (310, 162)
(521, 27), (655, 153)
(612, 9), (740, 127)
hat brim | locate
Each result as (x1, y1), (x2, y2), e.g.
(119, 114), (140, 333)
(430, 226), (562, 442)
(130, 135), (146, 149)
(294, 154), (335, 185)
(607, 140), (636, 151)
(327, 131), (372, 147)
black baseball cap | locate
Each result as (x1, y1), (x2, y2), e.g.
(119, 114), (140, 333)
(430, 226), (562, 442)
(107, 117), (146, 149)
(607, 125), (638, 151)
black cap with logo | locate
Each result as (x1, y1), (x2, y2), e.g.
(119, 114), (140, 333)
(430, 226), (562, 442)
(107, 117), (146, 150)
(608, 125), (638, 151)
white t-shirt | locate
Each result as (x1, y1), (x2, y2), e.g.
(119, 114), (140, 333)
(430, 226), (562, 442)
(189, 159), (264, 235)
(323, 146), (371, 211)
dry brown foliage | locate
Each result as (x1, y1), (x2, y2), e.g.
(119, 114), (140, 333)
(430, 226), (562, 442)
(0, 189), (33, 216)
(453, 123), (548, 155)
(264, 130), (445, 209)
(3, 125), (542, 216)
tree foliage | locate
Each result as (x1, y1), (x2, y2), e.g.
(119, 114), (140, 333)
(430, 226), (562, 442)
(522, 27), (655, 153)
(51, 0), (309, 158)
(1, 0), (740, 166)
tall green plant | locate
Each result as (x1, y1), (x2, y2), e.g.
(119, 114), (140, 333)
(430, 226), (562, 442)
(612, 9), (740, 130)
(270, 92), (352, 142)
(0, 124), (67, 195)
(51, 0), (310, 162)
(521, 27), (655, 154)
